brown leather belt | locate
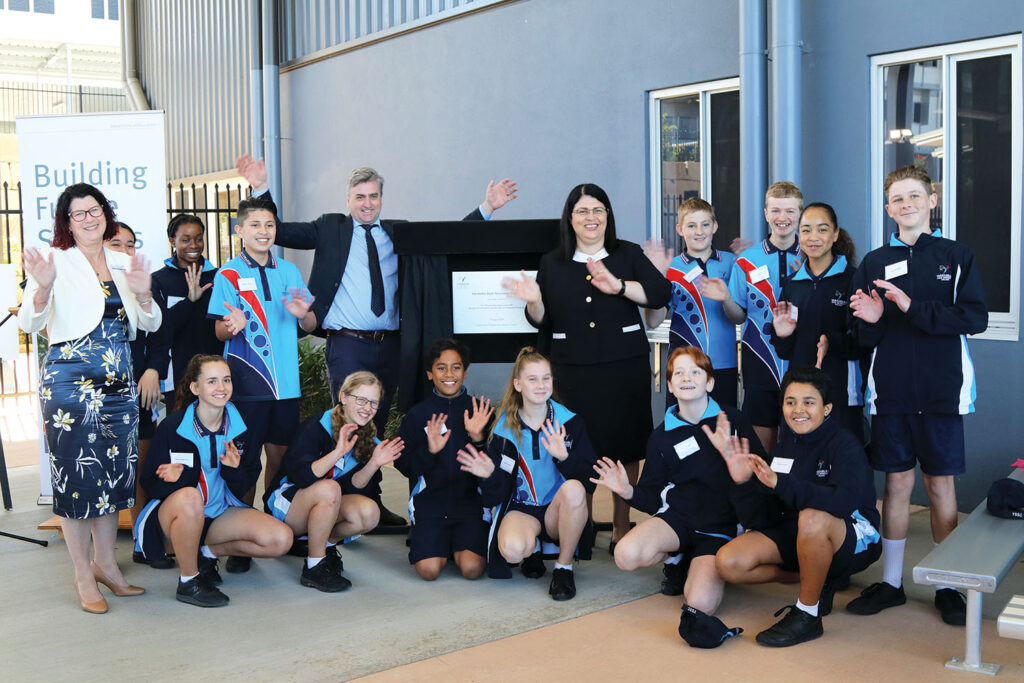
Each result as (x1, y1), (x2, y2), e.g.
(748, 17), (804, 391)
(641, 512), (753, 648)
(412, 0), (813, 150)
(328, 328), (399, 342)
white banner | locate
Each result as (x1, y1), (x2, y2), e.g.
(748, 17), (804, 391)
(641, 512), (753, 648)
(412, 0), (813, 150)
(16, 111), (168, 497)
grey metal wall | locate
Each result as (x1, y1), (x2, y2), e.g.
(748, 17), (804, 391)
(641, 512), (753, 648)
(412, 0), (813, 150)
(135, 0), (253, 180)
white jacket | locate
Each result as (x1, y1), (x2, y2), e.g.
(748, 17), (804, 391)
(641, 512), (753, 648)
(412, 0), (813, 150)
(18, 246), (162, 344)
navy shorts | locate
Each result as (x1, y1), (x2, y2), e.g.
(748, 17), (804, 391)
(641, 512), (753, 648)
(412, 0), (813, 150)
(506, 500), (556, 542)
(654, 507), (733, 559)
(408, 516), (489, 564)
(760, 513), (882, 578)
(234, 398), (300, 447)
(870, 413), (965, 476)
(742, 387), (781, 428)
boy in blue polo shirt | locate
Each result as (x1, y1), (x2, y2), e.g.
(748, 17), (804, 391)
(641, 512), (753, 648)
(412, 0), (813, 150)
(208, 197), (316, 571)
(727, 182), (804, 454)
(846, 166), (987, 625)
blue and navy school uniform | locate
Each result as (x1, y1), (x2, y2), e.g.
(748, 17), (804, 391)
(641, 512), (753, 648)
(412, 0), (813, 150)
(478, 400), (597, 578)
(133, 402), (251, 560)
(264, 409), (383, 523)
(632, 399), (763, 556)
(129, 327), (167, 440)
(770, 255), (866, 439)
(150, 256), (220, 404)
(728, 239), (802, 424)
(666, 249), (739, 407)
(396, 388), (491, 563)
(729, 417), (882, 578)
(850, 231), (987, 417)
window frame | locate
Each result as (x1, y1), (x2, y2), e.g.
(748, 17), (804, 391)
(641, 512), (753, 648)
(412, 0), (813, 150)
(647, 77), (739, 241)
(869, 34), (1023, 341)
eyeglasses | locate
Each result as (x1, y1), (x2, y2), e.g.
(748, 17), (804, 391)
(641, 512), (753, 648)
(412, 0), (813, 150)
(347, 395), (380, 410)
(572, 207), (607, 217)
(69, 206), (104, 222)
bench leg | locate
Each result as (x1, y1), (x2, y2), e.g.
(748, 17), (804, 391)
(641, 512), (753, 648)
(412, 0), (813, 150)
(945, 589), (999, 675)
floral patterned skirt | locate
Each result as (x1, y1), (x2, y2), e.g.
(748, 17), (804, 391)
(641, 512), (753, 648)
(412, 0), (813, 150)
(40, 316), (139, 519)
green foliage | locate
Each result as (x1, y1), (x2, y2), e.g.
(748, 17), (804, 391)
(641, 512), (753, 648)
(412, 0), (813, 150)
(297, 337), (332, 422)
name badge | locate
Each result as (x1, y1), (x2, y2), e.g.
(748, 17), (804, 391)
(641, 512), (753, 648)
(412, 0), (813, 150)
(499, 455), (516, 473)
(770, 457), (794, 474)
(749, 265), (770, 284)
(683, 266), (703, 283)
(884, 260), (908, 280)
(674, 437), (700, 460)
(170, 452), (193, 468)
(552, 332), (567, 340)
(238, 277), (258, 292)
(621, 323), (641, 333)
(788, 304), (799, 322)
(424, 423), (448, 435)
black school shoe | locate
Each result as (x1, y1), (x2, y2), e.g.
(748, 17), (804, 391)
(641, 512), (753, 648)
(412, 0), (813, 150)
(818, 573), (849, 617)
(225, 556), (252, 573)
(300, 559), (352, 593)
(935, 588), (967, 626)
(197, 555), (223, 586)
(521, 551), (546, 579)
(287, 537), (310, 558)
(549, 568), (576, 601)
(660, 557), (691, 596)
(845, 581), (906, 615)
(755, 605), (823, 647)
(324, 545), (344, 573)
(176, 576), (229, 608)
(133, 550), (175, 570)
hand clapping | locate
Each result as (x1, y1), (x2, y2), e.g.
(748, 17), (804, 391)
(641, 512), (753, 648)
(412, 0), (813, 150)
(456, 443), (495, 478)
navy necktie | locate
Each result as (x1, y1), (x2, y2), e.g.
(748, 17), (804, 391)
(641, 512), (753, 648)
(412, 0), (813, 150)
(361, 224), (386, 317)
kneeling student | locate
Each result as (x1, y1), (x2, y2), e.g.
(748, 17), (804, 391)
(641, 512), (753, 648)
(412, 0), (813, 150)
(265, 371), (404, 592)
(396, 339), (493, 580)
(592, 347), (756, 648)
(712, 366), (882, 646)
(135, 355), (294, 607)
(457, 347), (596, 601)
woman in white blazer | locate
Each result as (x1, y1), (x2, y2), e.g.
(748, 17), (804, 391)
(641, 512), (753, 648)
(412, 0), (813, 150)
(20, 183), (162, 614)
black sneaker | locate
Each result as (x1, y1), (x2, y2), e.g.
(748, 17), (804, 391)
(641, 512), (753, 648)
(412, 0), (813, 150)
(225, 556), (252, 573)
(133, 550), (175, 570)
(819, 573), (848, 617)
(300, 559), (352, 593)
(176, 575), (229, 608)
(521, 551), (546, 579)
(845, 581), (906, 615)
(934, 588), (967, 626)
(660, 557), (690, 596)
(755, 605), (823, 647)
(378, 503), (408, 527)
(549, 568), (576, 601)
(197, 555), (223, 586)
(287, 537), (309, 558)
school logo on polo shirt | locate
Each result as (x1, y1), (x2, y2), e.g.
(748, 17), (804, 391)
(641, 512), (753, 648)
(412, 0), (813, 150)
(937, 264), (952, 281)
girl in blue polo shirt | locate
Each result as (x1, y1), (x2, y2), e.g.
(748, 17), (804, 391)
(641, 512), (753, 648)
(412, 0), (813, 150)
(457, 347), (596, 601)
(134, 355), (293, 608)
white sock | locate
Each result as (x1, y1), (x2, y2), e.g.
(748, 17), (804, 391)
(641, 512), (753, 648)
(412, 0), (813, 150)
(200, 545), (217, 559)
(881, 537), (905, 588)
(180, 573), (199, 583)
(664, 553), (682, 566)
(306, 556), (324, 569)
(554, 562), (573, 571)
(796, 599), (819, 617)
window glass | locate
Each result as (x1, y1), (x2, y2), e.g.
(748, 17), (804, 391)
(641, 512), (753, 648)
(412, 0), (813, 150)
(709, 90), (740, 250)
(659, 94), (700, 253)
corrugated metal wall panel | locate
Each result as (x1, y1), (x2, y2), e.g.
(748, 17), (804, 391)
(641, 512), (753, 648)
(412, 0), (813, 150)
(135, 0), (252, 181)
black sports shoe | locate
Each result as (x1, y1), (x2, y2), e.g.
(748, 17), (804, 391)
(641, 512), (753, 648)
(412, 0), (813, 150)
(133, 550), (175, 570)
(819, 573), (848, 617)
(378, 503), (408, 527)
(197, 554), (223, 585)
(300, 559), (352, 593)
(176, 576), (229, 608)
(845, 581), (906, 615)
(521, 551), (546, 579)
(934, 588), (967, 626)
(755, 605), (823, 647)
(660, 557), (690, 596)
(324, 545), (344, 573)
(225, 556), (252, 573)
(549, 568), (576, 601)
(287, 537), (310, 558)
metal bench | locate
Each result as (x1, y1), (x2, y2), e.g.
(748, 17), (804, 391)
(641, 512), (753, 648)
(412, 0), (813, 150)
(912, 468), (1024, 675)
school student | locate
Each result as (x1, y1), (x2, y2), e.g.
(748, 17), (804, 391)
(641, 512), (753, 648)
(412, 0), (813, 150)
(728, 182), (804, 453)
(646, 198), (739, 408)
(846, 166), (988, 625)
(771, 203), (866, 441)
(134, 355), (293, 607)
(207, 196), (316, 573)
(591, 347), (757, 648)
(396, 339), (493, 581)
(265, 371), (404, 591)
(713, 366), (882, 647)
(457, 348), (596, 600)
